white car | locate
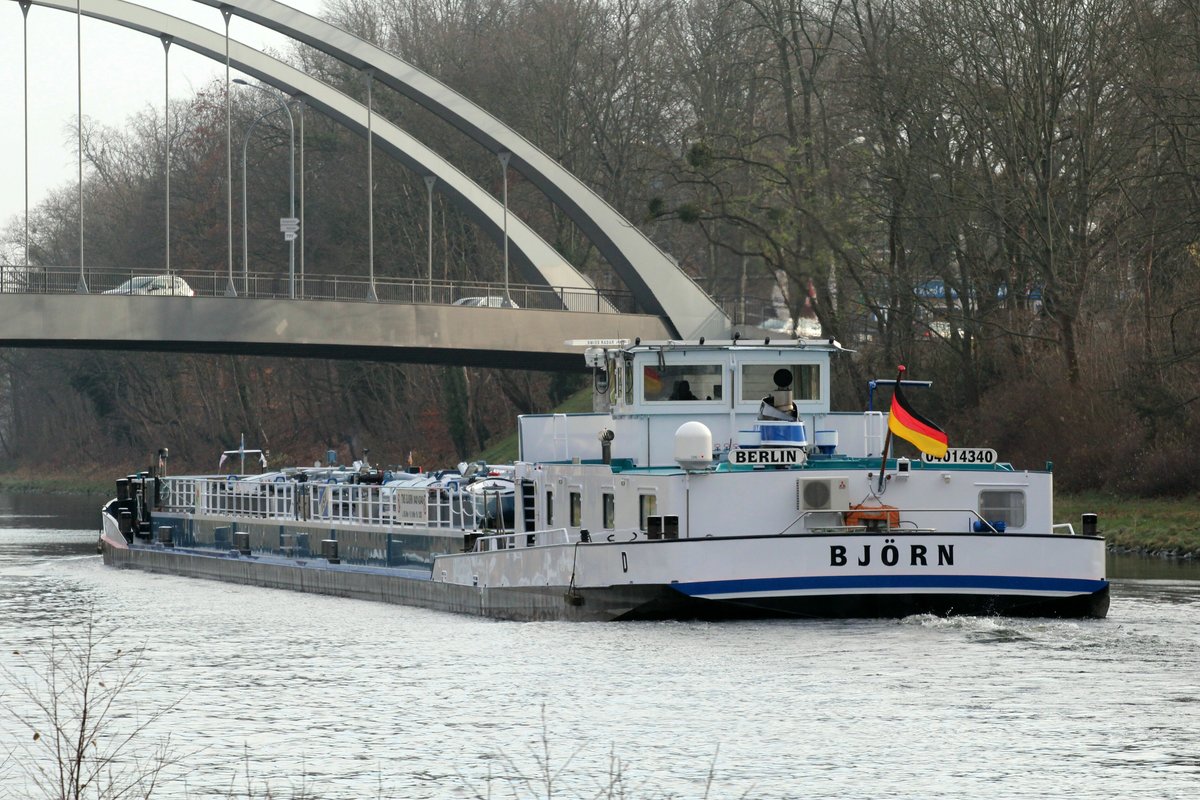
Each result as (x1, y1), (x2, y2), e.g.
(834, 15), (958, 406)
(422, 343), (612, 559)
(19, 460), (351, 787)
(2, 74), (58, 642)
(757, 316), (822, 338)
(103, 275), (195, 297)
(757, 317), (795, 336)
(452, 295), (519, 308)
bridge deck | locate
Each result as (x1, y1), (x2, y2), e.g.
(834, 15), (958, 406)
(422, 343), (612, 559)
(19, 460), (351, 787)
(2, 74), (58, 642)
(0, 294), (671, 370)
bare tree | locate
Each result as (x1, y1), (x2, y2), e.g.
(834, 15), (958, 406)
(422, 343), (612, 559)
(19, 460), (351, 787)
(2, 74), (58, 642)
(1, 615), (184, 799)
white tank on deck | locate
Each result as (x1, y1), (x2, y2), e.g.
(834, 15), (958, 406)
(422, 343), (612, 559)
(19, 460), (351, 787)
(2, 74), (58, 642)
(674, 421), (714, 471)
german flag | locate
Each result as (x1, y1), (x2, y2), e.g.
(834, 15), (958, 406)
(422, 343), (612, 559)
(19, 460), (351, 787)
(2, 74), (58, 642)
(888, 383), (949, 457)
(643, 366), (662, 397)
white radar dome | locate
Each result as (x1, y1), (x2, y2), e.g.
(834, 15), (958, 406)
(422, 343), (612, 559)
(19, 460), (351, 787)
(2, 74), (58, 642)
(674, 421), (714, 471)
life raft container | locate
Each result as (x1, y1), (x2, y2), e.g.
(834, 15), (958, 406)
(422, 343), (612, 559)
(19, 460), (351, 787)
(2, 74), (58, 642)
(845, 503), (900, 530)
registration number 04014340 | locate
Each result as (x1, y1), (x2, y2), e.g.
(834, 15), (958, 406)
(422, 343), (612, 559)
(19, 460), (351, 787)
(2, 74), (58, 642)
(920, 448), (997, 465)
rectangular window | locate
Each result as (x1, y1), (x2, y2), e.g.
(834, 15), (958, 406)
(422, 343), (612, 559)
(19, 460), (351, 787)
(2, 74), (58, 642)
(741, 364), (821, 403)
(602, 492), (615, 529)
(639, 495), (658, 531)
(979, 490), (1026, 527)
(569, 491), (582, 527)
(643, 364), (723, 402)
(545, 490), (554, 526)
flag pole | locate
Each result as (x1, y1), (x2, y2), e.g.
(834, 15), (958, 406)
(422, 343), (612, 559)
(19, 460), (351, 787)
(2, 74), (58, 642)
(877, 365), (905, 493)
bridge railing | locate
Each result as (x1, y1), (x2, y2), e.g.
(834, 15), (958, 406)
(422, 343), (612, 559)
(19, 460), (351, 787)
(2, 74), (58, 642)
(2, 266), (637, 314)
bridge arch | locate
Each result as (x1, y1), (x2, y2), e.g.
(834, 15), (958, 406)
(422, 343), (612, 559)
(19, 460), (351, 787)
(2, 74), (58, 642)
(25, 0), (606, 305)
(195, 0), (731, 339)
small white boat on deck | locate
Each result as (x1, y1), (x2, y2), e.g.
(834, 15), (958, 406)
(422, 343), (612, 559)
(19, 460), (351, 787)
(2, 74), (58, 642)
(100, 337), (1108, 620)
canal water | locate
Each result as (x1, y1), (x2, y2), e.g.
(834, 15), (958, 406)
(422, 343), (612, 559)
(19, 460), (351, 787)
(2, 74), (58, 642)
(1, 493), (1198, 799)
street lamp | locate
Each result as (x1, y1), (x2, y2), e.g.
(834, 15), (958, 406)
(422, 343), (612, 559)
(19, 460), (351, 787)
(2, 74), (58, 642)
(233, 78), (296, 299)
(498, 151), (511, 303)
(75, 0), (86, 293)
(21, 0), (31, 273)
(424, 175), (436, 302)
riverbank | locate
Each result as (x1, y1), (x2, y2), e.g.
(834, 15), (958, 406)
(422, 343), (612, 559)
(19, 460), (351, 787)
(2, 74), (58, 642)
(1057, 493), (1200, 559)
(3, 470), (1197, 557)
(0, 468), (113, 495)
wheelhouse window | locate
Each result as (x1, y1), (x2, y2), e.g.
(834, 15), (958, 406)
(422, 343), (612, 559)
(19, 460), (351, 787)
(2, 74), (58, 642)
(643, 364), (723, 402)
(545, 490), (554, 526)
(979, 490), (1026, 528)
(638, 495), (658, 531)
(602, 492), (615, 529)
(569, 491), (582, 527)
(741, 364), (821, 403)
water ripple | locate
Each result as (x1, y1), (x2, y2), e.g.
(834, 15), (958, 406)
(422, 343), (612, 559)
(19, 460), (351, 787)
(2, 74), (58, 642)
(1, 528), (1198, 799)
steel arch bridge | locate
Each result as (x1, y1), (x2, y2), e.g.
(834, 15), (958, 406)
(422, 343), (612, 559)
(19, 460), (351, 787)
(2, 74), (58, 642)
(3, 0), (731, 366)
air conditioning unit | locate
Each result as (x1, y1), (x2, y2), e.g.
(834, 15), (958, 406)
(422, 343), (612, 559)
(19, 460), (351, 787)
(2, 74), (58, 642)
(797, 476), (851, 511)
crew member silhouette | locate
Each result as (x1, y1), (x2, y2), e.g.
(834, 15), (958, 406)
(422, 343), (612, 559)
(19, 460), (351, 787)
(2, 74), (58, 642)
(759, 368), (798, 420)
(670, 380), (699, 401)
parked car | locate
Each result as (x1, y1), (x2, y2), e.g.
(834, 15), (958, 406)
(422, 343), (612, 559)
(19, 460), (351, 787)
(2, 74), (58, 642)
(757, 317), (795, 336)
(922, 320), (965, 339)
(756, 315), (822, 338)
(103, 275), (195, 297)
(452, 295), (519, 308)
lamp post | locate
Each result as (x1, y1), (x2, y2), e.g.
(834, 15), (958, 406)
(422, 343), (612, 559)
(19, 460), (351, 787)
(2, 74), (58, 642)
(297, 97), (305, 297)
(75, 0), (86, 293)
(365, 69), (377, 302)
(233, 79), (296, 299)
(498, 151), (511, 303)
(424, 175), (436, 302)
(162, 35), (172, 277)
(223, 7), (234, 296)
(21, 0), (31, 272)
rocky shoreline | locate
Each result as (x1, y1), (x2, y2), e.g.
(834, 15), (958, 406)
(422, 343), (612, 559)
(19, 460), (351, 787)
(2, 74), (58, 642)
(1107, 544), (1200, 561)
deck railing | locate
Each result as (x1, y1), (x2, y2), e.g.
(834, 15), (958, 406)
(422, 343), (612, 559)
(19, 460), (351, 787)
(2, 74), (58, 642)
(160, 476), (509, 532)
(472, 528), (574, 552)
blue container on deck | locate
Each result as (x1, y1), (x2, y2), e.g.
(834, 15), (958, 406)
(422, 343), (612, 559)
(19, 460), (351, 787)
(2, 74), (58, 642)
(973, 520), (1007, 533)
(757, 421), (807, 446)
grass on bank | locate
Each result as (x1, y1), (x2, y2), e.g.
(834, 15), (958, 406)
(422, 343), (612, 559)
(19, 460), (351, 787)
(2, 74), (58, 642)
(0, 468), (114, 495)
(1056, 492), (1200, 556)
(472, 387), (596, 465)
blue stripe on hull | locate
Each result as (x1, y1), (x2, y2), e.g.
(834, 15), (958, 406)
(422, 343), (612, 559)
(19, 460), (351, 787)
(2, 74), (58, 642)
(678, 574), (1109, 597)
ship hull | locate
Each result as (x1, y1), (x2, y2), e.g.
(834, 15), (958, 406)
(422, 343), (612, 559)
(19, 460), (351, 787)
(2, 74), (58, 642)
(101, 515), (1109, 622)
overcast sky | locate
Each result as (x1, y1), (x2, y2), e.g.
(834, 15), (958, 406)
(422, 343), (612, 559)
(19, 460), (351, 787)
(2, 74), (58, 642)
(0, 0), (326, 255)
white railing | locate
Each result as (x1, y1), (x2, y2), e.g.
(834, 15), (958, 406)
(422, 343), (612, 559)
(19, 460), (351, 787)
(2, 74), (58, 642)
(160, 476), (503, 531)
(799, 506), (1017, 534)
(163, 477), (196, 513)
(310, 483), (393, 525)
(863, 411), (886, 458)
(183, 478), (297, 519)
(473, 528), (573, 552)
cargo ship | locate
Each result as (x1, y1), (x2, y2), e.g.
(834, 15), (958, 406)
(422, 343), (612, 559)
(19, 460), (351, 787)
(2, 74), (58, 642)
(100, 337), (1109, 620)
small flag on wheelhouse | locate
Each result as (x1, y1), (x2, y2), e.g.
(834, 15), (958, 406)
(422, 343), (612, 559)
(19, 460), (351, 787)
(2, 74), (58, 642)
(888, 382), (949, 458)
